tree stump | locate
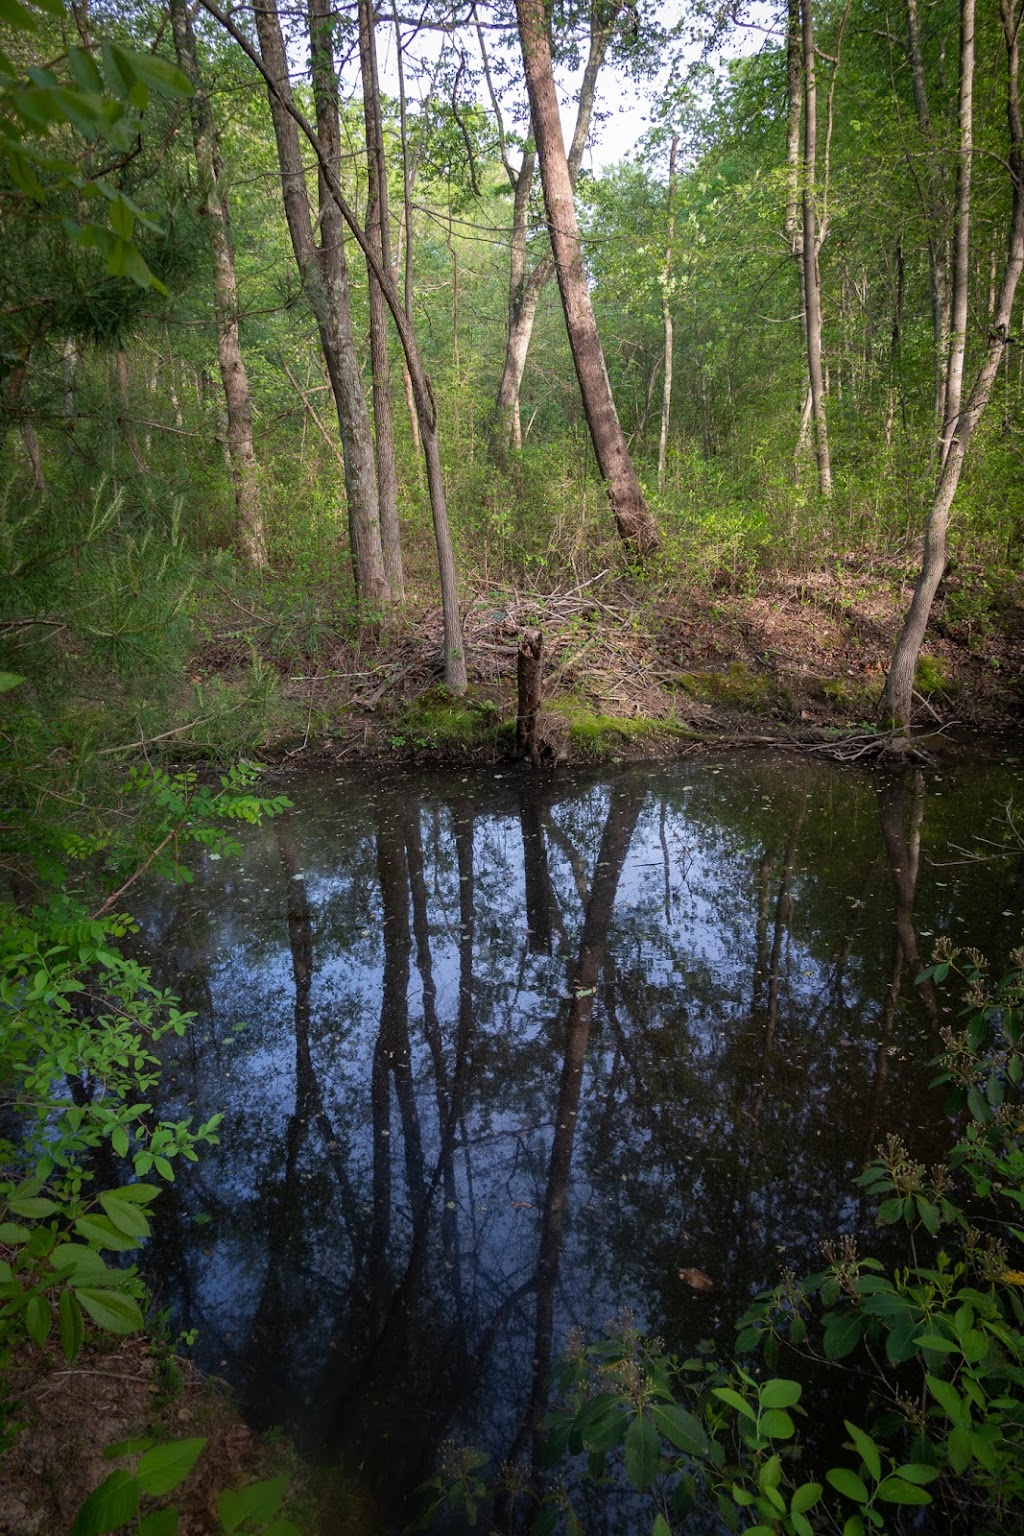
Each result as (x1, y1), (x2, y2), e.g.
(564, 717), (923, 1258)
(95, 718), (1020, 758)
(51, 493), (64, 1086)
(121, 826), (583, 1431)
(516, 631), (544, 765)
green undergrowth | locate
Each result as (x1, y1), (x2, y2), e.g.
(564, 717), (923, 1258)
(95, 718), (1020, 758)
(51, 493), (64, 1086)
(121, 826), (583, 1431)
(680, 662), (794, 718)
(389, 686), (504, 755)
(548, 698), (693, 760)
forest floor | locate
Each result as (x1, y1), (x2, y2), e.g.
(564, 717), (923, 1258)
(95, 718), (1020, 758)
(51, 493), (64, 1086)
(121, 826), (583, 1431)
(192, 552), (1024, 769)
(0, 1335), (374, 1536)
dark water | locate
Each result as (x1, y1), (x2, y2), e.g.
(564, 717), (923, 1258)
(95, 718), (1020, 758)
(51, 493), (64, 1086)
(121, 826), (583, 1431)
(136, 751), (1024, 1526)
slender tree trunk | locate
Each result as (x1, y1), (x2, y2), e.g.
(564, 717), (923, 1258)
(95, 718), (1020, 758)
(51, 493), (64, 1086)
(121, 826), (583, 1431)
(491, 148), (547, 457)
(358, 0), (403, 597)
(170, 0), (267, 570)
(658, 136), (679, 493)
(882, 0), (1023, 733)
(515, 0), (658, 557)
(941, 0), (975, 463)
(906, 0), (952, 433)
(800, 0), (832, 495)
(254, 0), (387, 610)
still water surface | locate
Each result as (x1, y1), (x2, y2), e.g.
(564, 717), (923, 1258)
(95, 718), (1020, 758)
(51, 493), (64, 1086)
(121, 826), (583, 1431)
(136, 751), (1024, 1525)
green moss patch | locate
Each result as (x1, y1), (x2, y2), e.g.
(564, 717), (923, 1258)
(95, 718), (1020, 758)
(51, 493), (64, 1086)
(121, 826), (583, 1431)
(680, 662), (792, 716)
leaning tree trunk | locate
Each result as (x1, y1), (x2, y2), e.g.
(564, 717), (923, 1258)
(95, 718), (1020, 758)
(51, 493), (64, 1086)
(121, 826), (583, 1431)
(881, 0), (1023, 733)
(489, 13), (614, 460)
(254, 0), (388, 611)
(171, 0), (267, 570)
(514, 0), (658, 557)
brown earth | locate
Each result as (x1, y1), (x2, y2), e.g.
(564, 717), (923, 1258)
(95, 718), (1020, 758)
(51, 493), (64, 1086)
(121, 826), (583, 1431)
(198, 557), (1023, 767)
(0, 1333), (380, 1536)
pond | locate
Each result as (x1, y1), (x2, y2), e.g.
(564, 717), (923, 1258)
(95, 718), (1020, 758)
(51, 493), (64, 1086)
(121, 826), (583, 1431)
(136, 750), (1024, 1529)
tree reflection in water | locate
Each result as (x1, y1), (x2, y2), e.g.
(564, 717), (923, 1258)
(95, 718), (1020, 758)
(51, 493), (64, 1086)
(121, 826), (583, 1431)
(138, 754), (1024, 1528)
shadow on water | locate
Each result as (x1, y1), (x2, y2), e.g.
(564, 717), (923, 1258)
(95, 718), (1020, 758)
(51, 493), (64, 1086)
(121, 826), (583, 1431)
(135, 752), (1024, 1530)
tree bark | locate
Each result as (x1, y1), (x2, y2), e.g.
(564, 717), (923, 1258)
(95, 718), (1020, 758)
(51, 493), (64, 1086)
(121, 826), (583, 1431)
(515, 630), (544, 764)
(254, 0), (388, 610)
(170, 0), (267, 571)
(881, 0), (1023, 733)
(800, 0), (832, 495)
(941, 0), (975, 463)
(905, 0), (952, 433)
(657, 136), (679, 493)
(489, 12), (613, 459)
(358, 0), (404, 597)
(514, 0), (658, 557)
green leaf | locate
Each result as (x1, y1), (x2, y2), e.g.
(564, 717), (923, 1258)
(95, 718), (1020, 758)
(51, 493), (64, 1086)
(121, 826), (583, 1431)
(792, 1482), (822, 1514)
(827, 1468), (869, 1503)
(0, 671), (26, 692)
(927, 1373), (964, 1422)
(0, 1222), (30, 1243)
(217, 1476), (290, 1533)
(111, 1182), (160, 1205)
(25, 1292), (50, 1347)
(845, 1421), (881, 1484)
(139, 1510), (179, 1536)
(891, 1464), (939, 1486)
(624, 1413), (661, 1492)
(650, 1400), (707, 1455)
(70, 1469), (139, 1536)
(947, 1423), (972, 1474)
(875, 1477), (932, 1505)
(712, 1386), (756, 1420)
(967, 1085), (991, 1124)
(916, 1334), (956, 1354)
(74, 1214), (141, 1252)
(68, 47), (103, 93)
(136, 1437), (206, 1497)
(75, 1287), (144, 1334)
(759, 1408), (795, 1439)
(51, 1245), (117, 1284)
(759, 1378), (801, 1409)
(8, 1195), (58, 1218)
(59, 1288), (84, 1362)
(98, 1192), (150, 1239)
(124, 50), (192, 99)
(823, 1311), (864, 1360)
(105, 1438), (153, 1459)
(652, 1517), (671, 1536)
(111, 1126), (130, 1158)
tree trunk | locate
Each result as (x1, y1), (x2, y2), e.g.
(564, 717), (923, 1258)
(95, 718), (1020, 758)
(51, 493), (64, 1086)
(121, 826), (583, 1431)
(170, 0), (267, 571)
(906, 0), (952, 434)
(515, 630), (544, 764)
(657, 137), (679, 493)
(941, 0), (975, 463)
(800, 0), (832, 495)
(358, 0), (404, 597)
(881, 0), (1023, 733)
(254, 0), (387, 610)
(514, 0), (658, 557)
(490, 14), (613, 460)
